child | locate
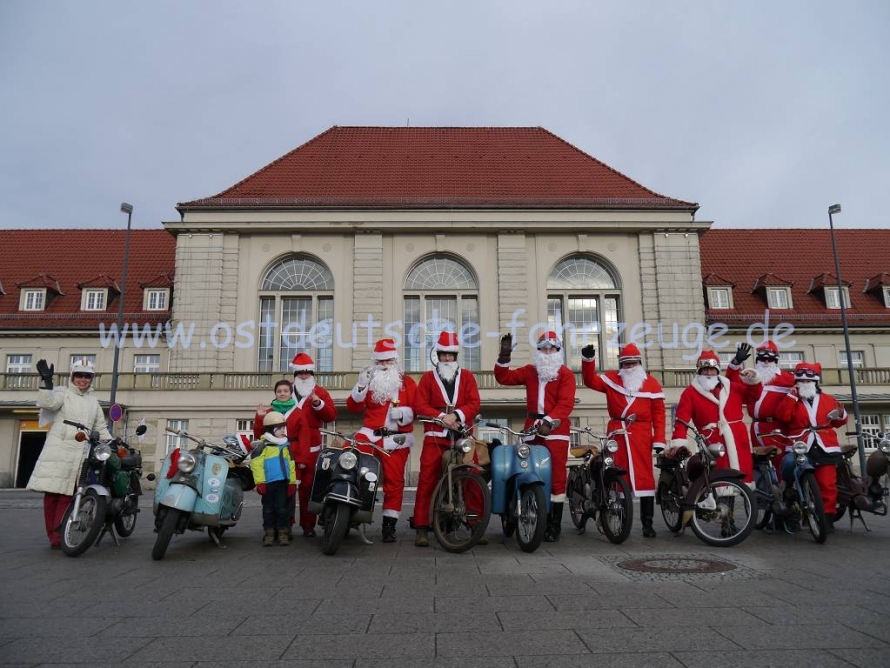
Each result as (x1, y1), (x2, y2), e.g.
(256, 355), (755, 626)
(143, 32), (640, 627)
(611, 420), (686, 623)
(250, 412), (298, 546)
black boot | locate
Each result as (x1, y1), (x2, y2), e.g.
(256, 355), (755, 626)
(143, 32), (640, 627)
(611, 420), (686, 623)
(640, 497), (656, 538)
(381, 517), (397, 543)
(544, 502), (563, 542)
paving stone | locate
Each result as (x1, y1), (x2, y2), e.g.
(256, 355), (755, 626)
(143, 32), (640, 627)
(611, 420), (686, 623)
(281, 632), (435, 659)
(716, 623), (887, 650)
(673, 649), (862, 668)
(497, 609), (637, 630)
(436, 629), (589, 656)
(126, 635), (295, 662)
(515, 654), (687, 668)
(434, 595), (554, 612)
(621, 606), (767, 627)
(575, 626), (741, 653)
(234, 613), (372, 635)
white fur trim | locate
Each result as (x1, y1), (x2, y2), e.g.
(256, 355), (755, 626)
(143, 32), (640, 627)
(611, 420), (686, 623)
(372, 349), (398, 361)
(350, 384), (368, 403)
(741, 368), (761, 386)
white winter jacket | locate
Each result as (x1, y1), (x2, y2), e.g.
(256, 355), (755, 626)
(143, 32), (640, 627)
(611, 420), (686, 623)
(27, 385), (112, 495)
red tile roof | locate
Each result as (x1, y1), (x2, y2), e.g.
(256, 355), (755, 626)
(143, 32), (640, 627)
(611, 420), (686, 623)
(178, 126), (697, 211)
(1, 230), (175, 329)
(701, 229), (890, 327)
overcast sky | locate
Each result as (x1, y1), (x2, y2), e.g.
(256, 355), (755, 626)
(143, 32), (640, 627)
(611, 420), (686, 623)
(1, 1), (886, 231)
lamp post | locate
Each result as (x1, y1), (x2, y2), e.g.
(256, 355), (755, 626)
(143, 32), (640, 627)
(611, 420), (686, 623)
(828, 203), (866, 475)
(108, 202), (134, 432)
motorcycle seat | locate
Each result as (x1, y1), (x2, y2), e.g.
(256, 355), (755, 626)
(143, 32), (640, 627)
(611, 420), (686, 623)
(753, 446), (780, 458)
(570, 446), (598, 458)
(840, 444), (858, 458)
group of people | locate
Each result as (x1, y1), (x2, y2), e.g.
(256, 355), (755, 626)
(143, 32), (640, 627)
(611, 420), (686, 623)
(27, 331), (850, 552)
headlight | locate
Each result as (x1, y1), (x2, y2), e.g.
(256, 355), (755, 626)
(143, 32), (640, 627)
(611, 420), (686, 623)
(605, 439), (619, 453)
(517, 444), (531, 459)
(793, 441), (808, 455)
(879, 439), (890, 454)
(93, 443), (113, 461)
(338, 451), (358, 470)
(707, 443), (725, 458)
(458, 438), (473, 454)
(178, 451), (197, 473)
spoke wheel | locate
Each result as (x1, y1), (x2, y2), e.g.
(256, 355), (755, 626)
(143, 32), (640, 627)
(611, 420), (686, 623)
(432, 470), (491, 554)
(753, 468), (775, 530)
(114, 502), (138, 538)
(567, 467), (586, 529)
(658, 479), (684, 533)
(515, 485), (546, 553)
(800, 472), (828, 544)
(689, 479), (755, 547)
(61, 491), (107, 558)
(599, 474), (633, 544)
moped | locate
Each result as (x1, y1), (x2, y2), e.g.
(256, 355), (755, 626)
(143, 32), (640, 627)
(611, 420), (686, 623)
(776, 424), (834, 544)
(566, 423), (633, 544)
(655, 419), (755, 547)
(309, 429), (397, 556)
(151, 429), (251, 561)
(486, 422), (555, 553)
(416, 416), (491, 553)
(833, 432), (889, 530)
(59, 420), (147, 557)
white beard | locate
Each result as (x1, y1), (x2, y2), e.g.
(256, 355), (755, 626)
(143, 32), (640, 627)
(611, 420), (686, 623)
(694, 375), (720, 392)
(534, 350), (563, 383)
(370, 366), (403, 405)
(755, 361), (780, 385)
(797, 382), (817, 399)
(618, 366), (647, 394)
(437, 361), (459, 383)
(293, 376), (316, 399)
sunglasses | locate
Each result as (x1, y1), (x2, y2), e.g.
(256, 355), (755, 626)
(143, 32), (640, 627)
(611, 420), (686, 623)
(620, 360), (641, 367)
(756, 353), (779, 362)
(72, 373), (93, 379)
(536, 338), (561, 350)
(796, 369), (819, 378)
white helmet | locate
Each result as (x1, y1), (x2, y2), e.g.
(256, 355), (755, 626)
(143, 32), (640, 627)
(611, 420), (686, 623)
(70, 358), (96, 378)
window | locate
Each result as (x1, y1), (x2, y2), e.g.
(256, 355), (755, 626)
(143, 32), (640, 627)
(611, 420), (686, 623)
(165, 419), (189, 454)
(766, 287), (791, 309)
(20, 289), (46, 311)
(134, 354), (161, 373)
(839, 350), (864, 369)
(777, 351), (804, 370)
(69, 354), (97, 371)
(81, 288), (107, 311)
(718, 351), (736, 367)
(824, 286), (851, 310)
(6, 354), (32, 388)
(707, 287), (732, 310)
(861, 414), (884, 448)
(403, 255), (480, 373)
(236, 419), (252, 433)
(258, 256), (334, 373)
(884, 287), (890, 308)
(144, 288), (169, 311)
(547, 255), (622, 370)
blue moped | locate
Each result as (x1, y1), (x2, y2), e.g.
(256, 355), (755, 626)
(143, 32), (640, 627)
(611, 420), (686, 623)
(151, 428), (252, 560)
(486, 422), (553, 553)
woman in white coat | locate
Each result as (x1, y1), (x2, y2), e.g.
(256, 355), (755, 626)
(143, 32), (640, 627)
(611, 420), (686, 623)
(28, 358), (112, 549)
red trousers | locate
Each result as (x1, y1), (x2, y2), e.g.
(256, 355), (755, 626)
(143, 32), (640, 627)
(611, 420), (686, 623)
(813, 463), (838, 516)
(531, 437), (568, 501)
(356, 440), (410, 519)
(43, 493), (72, 547)
(295, 463), (317, 531)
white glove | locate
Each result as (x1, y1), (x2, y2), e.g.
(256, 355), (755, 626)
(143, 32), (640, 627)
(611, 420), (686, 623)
(389, 407), (404, 422)
(357, 367), (371, 388)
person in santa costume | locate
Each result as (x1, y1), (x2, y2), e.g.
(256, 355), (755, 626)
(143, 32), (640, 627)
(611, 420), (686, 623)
(413, 331), (483, 547)
(776, 362), (848, 527)
(288, 352), (338, 537)
(494, 330), (576, 542)
(581, 342), (666, 537)
(346, 338), (417, 543)
(670, 349), (760, 485)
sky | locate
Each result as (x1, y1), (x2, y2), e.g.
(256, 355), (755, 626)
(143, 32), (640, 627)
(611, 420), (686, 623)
(1, 1), (887, 231)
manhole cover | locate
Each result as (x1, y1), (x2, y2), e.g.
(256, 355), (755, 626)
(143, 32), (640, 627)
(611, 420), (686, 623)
(617, 557), (737, 574)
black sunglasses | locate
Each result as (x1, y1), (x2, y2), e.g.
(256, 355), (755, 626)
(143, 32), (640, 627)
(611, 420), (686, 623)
(72, 373), (93, 379)
(796, 369), (819, 378)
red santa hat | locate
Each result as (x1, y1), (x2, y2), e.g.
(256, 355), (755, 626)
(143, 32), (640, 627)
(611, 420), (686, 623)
(435, 331), (460, 353)
(290, 352), (315, 373)
(618, 343), (642, 364)
(373, 338), (399, 361)
(696, 350), (721, 371)
(794, 362), (821, 382)
(756, 340), (780, 360)
(536, 330), (562, 350)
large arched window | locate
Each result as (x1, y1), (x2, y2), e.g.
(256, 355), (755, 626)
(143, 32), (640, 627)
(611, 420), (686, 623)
(403, 255), (480, 372)
(547, 255), (622, 370)
(258, 256), (334, 372)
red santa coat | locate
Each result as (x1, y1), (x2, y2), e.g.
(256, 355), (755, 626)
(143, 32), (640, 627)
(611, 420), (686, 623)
(581, 359), (666, 495)
(777, 391), (848, 453)
(727, 365), (795, 448)
(346, 375), (417, 450)
(672, 376), (755, 482)
(415, 369), (481, 446)
(493, 362), (575, 442)
(293, 385), (337, 455)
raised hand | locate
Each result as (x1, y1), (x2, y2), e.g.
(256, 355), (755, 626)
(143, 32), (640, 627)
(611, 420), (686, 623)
(732, 342), (752, 366)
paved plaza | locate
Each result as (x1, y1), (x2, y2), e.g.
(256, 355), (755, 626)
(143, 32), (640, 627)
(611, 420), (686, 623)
(1, 489), (888, 668)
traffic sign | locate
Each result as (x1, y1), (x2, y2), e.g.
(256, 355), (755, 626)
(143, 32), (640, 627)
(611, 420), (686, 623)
(109, 403), (123, 422)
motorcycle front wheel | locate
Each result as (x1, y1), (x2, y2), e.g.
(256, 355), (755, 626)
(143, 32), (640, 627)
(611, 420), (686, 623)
(753, 467), (774, 530)
(321, 503), (350, 556)
(432, 470), (491, 554)
(515, 485), (546, 553)
(599, 474), (633, 544)
(114, 499), (139, 537)
(152, 508), (183, 561)
(657, 477), (684, 533)
(689, 479), (755, 547)
(567, 467), (586, 529)
(61, 490), (107, 557)
(799, 472), (828, 544)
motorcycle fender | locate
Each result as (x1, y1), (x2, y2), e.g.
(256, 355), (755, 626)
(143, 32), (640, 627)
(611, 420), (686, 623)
(324, 480), (364, 509)
(708, 467), (745, 482)
(84, 483), (111, 499)
(157, 483), (198, 511)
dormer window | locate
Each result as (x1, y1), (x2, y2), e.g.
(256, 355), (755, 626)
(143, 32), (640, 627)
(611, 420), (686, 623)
(144, 288), (169, 311)
(824, 286), (851, 310)
(707, 287), (732, 309)
(767, 287), (791, 309)
(21, 288), (46, 311)
(81, 288), (108, 311)
(884, 287), (890, 308)
(752, 273), (793, 310)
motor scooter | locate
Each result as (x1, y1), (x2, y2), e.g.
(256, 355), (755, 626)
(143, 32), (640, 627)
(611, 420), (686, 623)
(308, 429), (400, 555)
(151, 428), (251, 561)
(486, 422), (554, 553)
(833, 432), (889, 530)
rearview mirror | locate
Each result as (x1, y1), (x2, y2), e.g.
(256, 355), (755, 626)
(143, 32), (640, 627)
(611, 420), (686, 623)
(135, 424), (147, 436)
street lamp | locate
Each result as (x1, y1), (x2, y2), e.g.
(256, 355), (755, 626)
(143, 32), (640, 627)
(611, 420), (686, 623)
(108, 202), (134, 432)
(828, 203), (866, 475)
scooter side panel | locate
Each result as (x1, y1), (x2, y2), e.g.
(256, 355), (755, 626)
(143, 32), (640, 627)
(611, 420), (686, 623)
(192, 453), (230, 520)
(490, 444), (552, 514)
(158, 483), (198, 511)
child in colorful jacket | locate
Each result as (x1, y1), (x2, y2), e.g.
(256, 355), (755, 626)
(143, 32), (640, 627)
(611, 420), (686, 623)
(250, 412), (298, 546)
